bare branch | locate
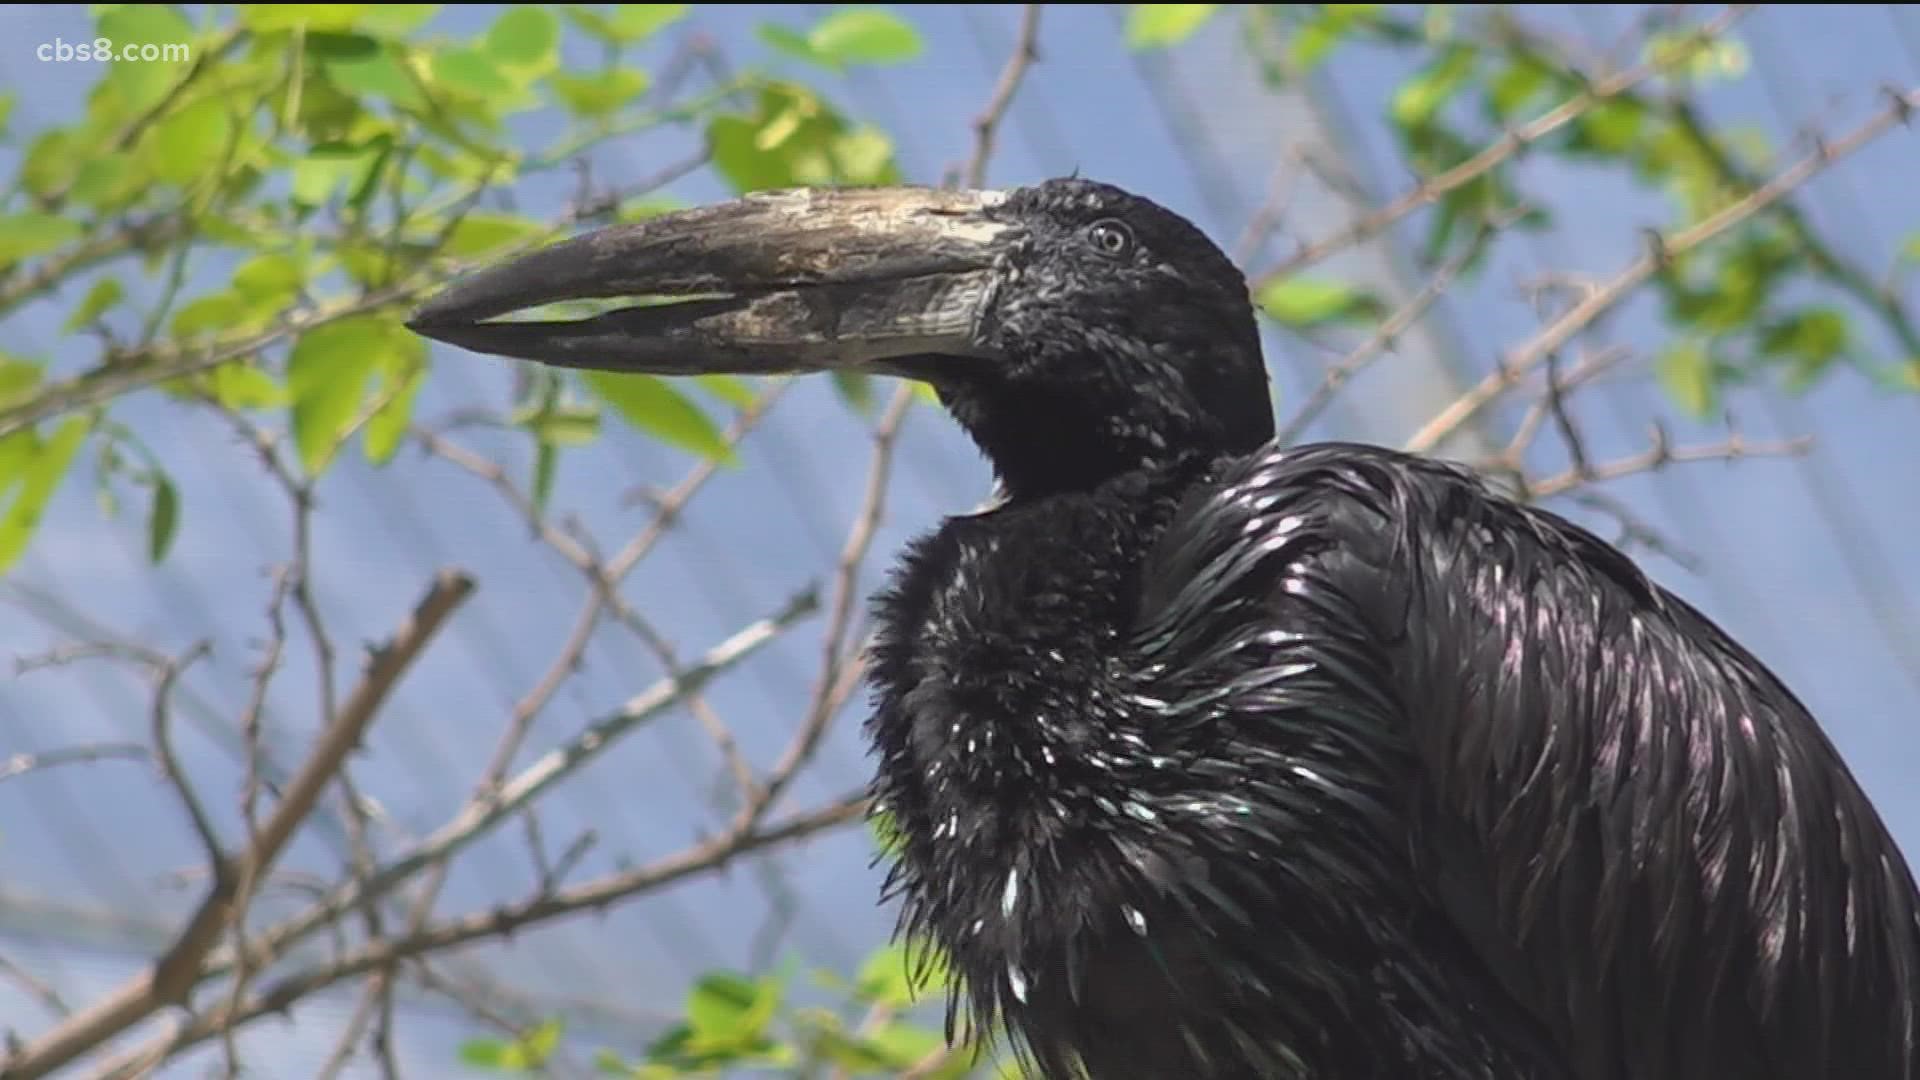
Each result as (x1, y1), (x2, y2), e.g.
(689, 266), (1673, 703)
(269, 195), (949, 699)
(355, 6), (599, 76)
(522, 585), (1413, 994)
(1405, 86), (1920, 455)
(91, 792), (869, 1078)
(1528, 428), (1813, 500)
(0, 744), (150, 784)
(966, 4), (1045, 189)
(1255, 5), (1751, 285)
(0, 570), (476, 1080)
(1277, 218), (1497, 445)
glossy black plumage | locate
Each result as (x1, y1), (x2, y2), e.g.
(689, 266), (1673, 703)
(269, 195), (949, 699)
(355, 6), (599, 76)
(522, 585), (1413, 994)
(411, 178), (1920, 1079)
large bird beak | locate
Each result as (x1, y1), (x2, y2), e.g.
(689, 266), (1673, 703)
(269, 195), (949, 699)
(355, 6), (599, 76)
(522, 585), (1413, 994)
(405, 186), (1014, 378)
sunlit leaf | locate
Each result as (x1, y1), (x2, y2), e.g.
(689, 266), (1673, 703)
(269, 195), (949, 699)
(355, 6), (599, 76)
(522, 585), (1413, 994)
(291, 141), (386, 206)
(314, 34), (427, 110)
(1126, 4), (1221, 50)
(433, 47), (515, 97)
(208, 363), (288, 411)
(584, 371), (735, 462)
(443, 212), (545, 257)
(357, 4), (441, 37)
(148, 98), (237, 185)
(0, 354), (42, 409)
(608, 4), (690, 43)
(0, 417), (91, 573)
(68, 153), (145, 210)
(96, 6), (195, 113)
(808, 8), (923, 67)
(232, 253), (307, 305)
(0, 213), (83, 267)
(551, 68), (650, 117)
(1391, 45), (1477, 130)
(696, 374), (758, 409)
(240, 4), (368, 32)
(486, 6), (561, 81)
(364, 353), (424, 465)
(171, 292), (251, 337)
(1656, 339), (1717, 417)
(64, 278), (126, 332)
(288, 314), (418, 474)
(1256, 276), (1385, 328)
(1759, 307), (1849, 390)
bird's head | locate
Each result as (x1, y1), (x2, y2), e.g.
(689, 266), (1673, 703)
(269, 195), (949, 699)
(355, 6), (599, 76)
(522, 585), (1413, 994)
(408, 177), (1273, 497)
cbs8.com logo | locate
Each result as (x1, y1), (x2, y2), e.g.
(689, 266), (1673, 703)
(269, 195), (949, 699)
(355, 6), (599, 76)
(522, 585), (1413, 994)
(37, 37), (191, 63)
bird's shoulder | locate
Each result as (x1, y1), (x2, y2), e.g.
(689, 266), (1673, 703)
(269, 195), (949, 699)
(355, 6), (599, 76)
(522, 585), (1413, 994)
(1134, 438), (1920, 1080)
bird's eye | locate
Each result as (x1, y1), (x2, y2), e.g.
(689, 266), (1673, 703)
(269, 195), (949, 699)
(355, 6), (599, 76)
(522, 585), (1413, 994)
(1088, 220), (1135, 259)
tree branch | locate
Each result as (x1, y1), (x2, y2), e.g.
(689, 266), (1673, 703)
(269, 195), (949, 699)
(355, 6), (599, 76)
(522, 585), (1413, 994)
(1404, 86), (1920, 455)
(0, 569), (476, 1080)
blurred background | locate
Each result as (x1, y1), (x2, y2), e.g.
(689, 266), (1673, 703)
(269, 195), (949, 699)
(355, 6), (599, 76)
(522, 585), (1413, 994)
(1, 3), (1916, 1077)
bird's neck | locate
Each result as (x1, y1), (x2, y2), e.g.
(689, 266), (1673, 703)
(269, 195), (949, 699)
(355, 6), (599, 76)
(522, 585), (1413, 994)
(937, 379), (1221, 502)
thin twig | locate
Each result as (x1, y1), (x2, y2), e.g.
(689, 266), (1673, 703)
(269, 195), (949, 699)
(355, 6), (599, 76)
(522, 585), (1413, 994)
(1276, 219), (1496, 444)
(1404, 87), (1920, 454)
(966, 4), (1044, 188)
(0, 744), (151, 784)
(0, 570), (476, 1080)
(190, 592), (819, 995)
(89, 793), (870, 1079)
(1254, 5), (1750, 286)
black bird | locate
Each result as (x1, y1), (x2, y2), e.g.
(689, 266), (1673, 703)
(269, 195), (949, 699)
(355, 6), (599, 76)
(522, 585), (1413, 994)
(409, 179), (1920, 1079)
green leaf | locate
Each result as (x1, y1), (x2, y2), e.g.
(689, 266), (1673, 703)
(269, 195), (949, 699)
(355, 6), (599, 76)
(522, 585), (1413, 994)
(0, 417), (91, 573)
(1256, 276), (1385, 329)
(1902, 234), (1920, 264)
(432, 47), (515, 97)
(1487, 58), (1552, 122)
(1391, 45), (1477, 130)
(68, 153), (146, 210)
(292, 142), (386, 207)
(147, 473), (179, 563)
(21, 130), (80, 200)
(444, 213), (546, 257)
(1126, 4), (1221, 50)
(364, 354), (424, 465)
(696, 374), (758, 409)
(808, 8), (924, 67)
(96, 6), (195, 113)
(856, 944), (923, 1008)
(0, 355), (42, 409)
(357, 4), (441, 37)
(0, 213), (83, 267)
(315, 35), (427, 110)
(65, 278), (126, 332)
(551, 68), (651, 117)
(687, 974), (754, 1037)
(530, 439), (558, 515)
(288, 315), (416, 474)
(468, 1018), (565, 1071)
(458, 1038), (508, 1070)
(149, 97), (236, 186)
(832, 370), (875, 415)
(610, 4), (691, 43)
(583, 372), (734, 462)
(1569, 97), (1646, 157)
(241, 4), (369, 32)
(208, 363), (288, 411)
(759, 22), (826, 66)
(171, 292), (251, 338)
(485, 6), (561, 81)
(233, 253), (307, 305)
(1759, 307), (1849, 389)
(1656, 339), (1717, 418)
(0, 93), (14, 138)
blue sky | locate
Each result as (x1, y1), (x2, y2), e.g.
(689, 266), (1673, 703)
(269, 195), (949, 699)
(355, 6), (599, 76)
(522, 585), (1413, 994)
(2, 5), (1918, 1076)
